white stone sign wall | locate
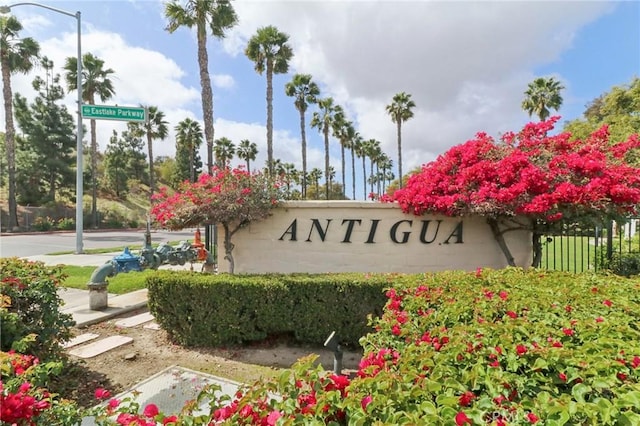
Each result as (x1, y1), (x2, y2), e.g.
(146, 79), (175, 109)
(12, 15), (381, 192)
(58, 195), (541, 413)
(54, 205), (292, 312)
(217, 201), (532, 274)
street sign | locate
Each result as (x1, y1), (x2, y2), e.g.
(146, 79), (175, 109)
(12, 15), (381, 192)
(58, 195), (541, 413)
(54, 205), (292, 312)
(81, 105), (146, 122)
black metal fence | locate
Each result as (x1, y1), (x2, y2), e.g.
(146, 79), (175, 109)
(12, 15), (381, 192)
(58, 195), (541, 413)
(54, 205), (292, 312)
(540, 219), (640, 273)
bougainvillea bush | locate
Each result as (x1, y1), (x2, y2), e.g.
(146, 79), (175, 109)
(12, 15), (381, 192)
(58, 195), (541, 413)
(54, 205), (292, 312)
(386, 119), (640, 267)
(194, 268), (640, 425)
(151, 167), (284, 273)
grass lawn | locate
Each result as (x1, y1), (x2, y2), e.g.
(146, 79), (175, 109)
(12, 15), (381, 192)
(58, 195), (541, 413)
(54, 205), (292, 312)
(540, 234), (605, 273)
(48, 241), (184, 256)
(61, 265), (154, 294)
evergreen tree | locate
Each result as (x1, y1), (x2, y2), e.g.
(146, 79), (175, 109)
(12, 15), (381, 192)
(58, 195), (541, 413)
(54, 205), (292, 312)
(103, 130), (129, 198)
(13, 57), (75, 204)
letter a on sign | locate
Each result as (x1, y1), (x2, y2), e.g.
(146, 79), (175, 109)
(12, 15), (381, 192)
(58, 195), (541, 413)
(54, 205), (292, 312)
(279, 219), (297, 241)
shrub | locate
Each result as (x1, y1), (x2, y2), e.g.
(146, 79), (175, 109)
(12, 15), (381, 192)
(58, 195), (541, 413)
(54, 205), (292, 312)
(189, 268), (640, 425)
(598, 251), (640, 277)
(3, 269), (640, 425)
(147, 271), (389, 348)
(56, 217), (75, 231)
(31, 216), (55, 232)
(0, 259), (74, 359)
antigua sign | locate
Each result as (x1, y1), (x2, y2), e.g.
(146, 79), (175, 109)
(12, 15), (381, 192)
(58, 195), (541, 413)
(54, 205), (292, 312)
(81, 104), (146, 122)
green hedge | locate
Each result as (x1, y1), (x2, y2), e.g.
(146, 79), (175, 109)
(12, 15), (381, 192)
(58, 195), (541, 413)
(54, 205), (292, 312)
(146, 272), (391, 347)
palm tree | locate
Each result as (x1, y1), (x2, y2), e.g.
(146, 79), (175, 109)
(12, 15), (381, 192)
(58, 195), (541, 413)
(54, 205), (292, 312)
(378, 154), (393, 193)
(1, 15), (39, 230)
(165, 0), (238, 174)
(175, 118), (203, 182)
(354, 137), (368, 200)
(213, 137), (235, 168)
(237, 139), (258, 172)
(129, 106), (169, 197)
(332, 110), (355, 199)
(311, 97), (338, 200)
(282, 162), (298, 197)
(386, 92), (415, 189)
(366, 139), (382, 195)
(309, 168), (323, 200)
(522, 77), (564, 121)
(285, 73), (319, 198)
(349, 131), (362, 200)
(245, 25), (293, 177)
(64, 53), (115, 227)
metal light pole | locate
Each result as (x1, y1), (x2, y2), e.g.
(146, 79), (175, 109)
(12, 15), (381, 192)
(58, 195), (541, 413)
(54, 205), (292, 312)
(1, 2), (83, 253)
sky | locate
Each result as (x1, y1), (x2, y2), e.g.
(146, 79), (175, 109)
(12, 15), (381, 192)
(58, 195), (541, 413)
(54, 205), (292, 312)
(2, 0), (639, 200)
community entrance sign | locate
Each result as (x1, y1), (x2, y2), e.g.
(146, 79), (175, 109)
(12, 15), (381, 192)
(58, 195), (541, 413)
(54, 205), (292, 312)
(81, 105), (146, 122)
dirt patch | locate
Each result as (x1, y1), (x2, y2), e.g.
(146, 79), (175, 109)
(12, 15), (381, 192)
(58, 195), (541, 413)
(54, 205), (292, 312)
(62, 309), (363, 408)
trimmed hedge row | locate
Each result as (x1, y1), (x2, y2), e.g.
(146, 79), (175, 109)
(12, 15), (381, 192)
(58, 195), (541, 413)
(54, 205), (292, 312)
(146, 271), (395, 347)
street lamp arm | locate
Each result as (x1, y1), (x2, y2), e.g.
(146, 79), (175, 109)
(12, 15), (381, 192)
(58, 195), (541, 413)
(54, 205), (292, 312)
(2, 2), (77, 18)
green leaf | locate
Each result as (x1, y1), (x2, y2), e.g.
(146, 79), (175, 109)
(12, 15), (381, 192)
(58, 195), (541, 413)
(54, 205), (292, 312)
(571, 383), (592, 403)
(435, 394), (459, 407)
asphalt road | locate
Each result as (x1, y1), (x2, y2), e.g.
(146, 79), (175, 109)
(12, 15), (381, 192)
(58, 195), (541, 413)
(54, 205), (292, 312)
(0, 228), (200, 258)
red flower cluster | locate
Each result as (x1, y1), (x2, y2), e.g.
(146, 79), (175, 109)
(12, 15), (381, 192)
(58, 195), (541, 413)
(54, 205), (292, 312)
(389, 118), (640, 223)
(0, 382), (50, 424)
(151, 166), (282, 231)
(357, 348), (401, 378)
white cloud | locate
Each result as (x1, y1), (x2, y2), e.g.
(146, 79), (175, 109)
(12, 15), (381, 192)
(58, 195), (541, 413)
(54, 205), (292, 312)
(211, 74), (235, 90)
(227, 0), (613, 175)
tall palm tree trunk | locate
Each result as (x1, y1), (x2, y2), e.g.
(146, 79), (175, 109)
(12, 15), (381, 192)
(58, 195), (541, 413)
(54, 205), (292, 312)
(189, 146), (195, 182)
(370, 160), (375, 194)
(266, 60), (274, 177)
(147, 133), (155, 197)
(197, 21), (214, 175)
(90, 117), (98, 228)
(300, 110), (307, 198)
(324, 125), (330, 199)
(2, 62), (18, 229)
(340, 144), (346, 198)
(397, 120), (403, 189)
(361, 157), (366, 200)
(350, 148), (356, 200)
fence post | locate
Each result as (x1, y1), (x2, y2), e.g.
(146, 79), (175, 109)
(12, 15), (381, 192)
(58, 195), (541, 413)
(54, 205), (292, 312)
(606, 220), (614, 262)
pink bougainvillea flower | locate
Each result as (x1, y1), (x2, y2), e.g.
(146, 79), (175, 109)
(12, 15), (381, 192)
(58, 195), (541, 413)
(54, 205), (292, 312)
(458, 391), (476, 407)
(596, 316), (604, 323)
(617, 372), (627, 381)
(562, 327), (574, 336)
(163, 415), (178, 425)
(527, 412), (540, 424)
(506, 311), (517, 319)
(361, 395), (372, 411)
(143, 403), (159, 418)
(516, 344), (528, 356)
(391, 324), (402, 336)
(455, 411), (472, 425)
(266, 411), (282, 426)
(94, 388), (111, 400)
(499, 290), (508, 300)
(108, 398), (120, 409)
(559, 372), (567, 382)
(632, 356), (640, 369)
(603, 299), (613, 307)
